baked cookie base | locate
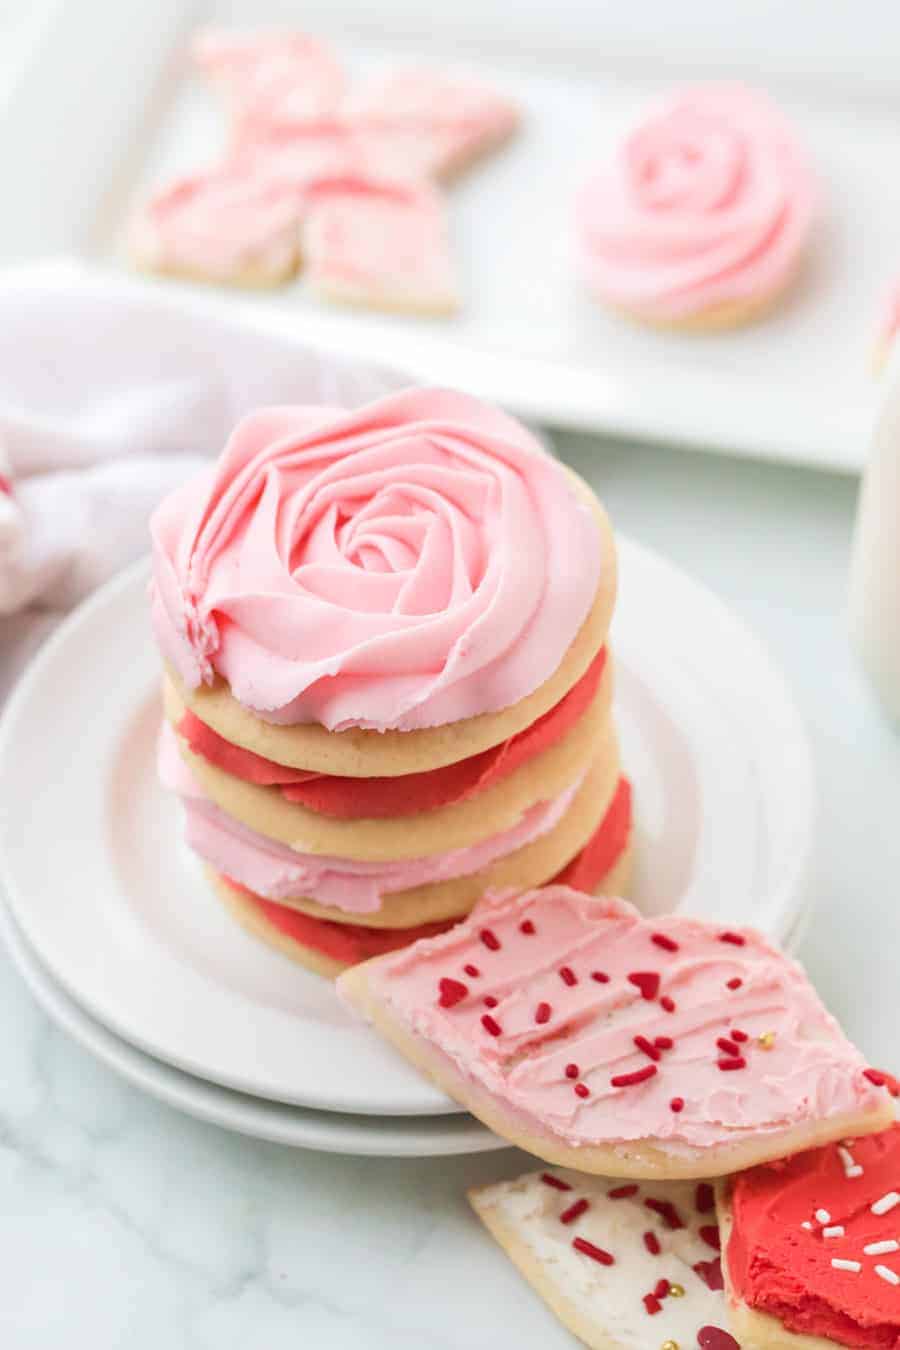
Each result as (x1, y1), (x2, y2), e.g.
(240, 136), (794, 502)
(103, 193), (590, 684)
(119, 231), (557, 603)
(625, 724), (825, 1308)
(163, 659), (614, 861)
(208, 843), (632, 979)
(338, 966), (893, 1179)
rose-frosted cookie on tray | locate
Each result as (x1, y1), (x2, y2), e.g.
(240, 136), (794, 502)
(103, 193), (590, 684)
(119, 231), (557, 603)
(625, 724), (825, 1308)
(717, 1120), (900, 1349)
(338, 887), (893, 1178)
(577, 83), (817, 332)
(470, 1168), (737, 1350)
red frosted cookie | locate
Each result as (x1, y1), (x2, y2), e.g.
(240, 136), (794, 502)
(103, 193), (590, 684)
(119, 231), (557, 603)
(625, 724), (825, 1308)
(338, 888), (892, 1178)
(719, 1121), (900, 1348)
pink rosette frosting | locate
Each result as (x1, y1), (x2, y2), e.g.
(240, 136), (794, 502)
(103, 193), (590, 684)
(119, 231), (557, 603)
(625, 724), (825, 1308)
(150, 388), (602, 731)
(578, 84), (817, 322)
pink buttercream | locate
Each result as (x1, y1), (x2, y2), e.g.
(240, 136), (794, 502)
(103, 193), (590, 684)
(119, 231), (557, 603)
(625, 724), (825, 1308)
(578, 84), (816, 321)
(150, 388), (602, 730)
(192, 28), (346, 131)
(346, 887), (885, 1152)
(158, 724), (581, 914)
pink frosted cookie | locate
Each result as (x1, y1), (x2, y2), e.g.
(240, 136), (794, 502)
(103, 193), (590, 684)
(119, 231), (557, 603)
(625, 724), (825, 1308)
(339, 887), (892, 1178)
(345, 68), (521, 181)
(129, 167), (304, 286)
(191, 27), (345, 134)
(303, 177), (459, 314)
(470, 1168), (736, 1350)
(578, 83), (817, 331)
(718, 1122), (900, 1349)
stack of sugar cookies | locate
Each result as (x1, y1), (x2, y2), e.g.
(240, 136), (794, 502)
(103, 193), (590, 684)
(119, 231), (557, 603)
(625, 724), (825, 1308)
(152, 388), (629, 978)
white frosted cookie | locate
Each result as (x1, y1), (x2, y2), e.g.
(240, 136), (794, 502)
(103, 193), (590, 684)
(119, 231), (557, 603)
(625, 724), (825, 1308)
(339, 888), (893, 1175)
(470, 1168), (735, 1350)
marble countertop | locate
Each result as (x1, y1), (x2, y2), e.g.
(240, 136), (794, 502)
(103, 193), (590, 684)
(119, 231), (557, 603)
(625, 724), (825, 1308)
(3, 433), (899, 1350)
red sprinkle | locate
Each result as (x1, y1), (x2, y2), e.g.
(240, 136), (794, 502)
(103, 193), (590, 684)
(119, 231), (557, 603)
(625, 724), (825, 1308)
(481, 1013), (502, 1037)
(541, 1173), (572, 1192)
(627, 971), (661, 1001)
(719, 931), (746, 946)
(480, 928), (501, 951)
(660, 996), (676, 1013)
(693, 1258), (725, 1291)
(565, 1063), (580, 1080)
(700, 1225), (722, 1251)
(695, 1183), (715, 1214)
(519, 919), (536, 935)
(718, 1056), (747, 1072)
(572, 1237), (614, 1266)
(559, 1198), (589, 1225)
(651, 933), (679, 952)
(865, 1068), (887, 1087)
(574, 1082), (590, 1099)
(634, 1034), (661, 1062)
(643, 1294), (662, 1316)
(654, 1278), (671, 1299)
(669, 1097), (685, 1113)
(590, 970), (610, 983)
(654, 1036), (674, 1050)
(643, 1231), (661, 1256)
(645, 1198), (685, 1230)
(611, 1064), (658, 1089)
(608, 1185), (639, 1199)
(871, 1068), (900, 1097)
(559, 966), (578, 987)
(535, 1001), (552, 1025)
(717, 1037), (740, 1056)
(463, 963), (480, 978)
(726, 978), (743, 991)
(730, 1029), (749, 1043)
(437, 978), (468, 1009)
(483, 995), (498, 1008)
(698, 1328), (739, 1350)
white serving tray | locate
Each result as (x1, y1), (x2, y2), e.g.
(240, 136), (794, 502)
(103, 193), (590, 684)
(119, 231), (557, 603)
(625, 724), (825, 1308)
(2, 0), (897, 470)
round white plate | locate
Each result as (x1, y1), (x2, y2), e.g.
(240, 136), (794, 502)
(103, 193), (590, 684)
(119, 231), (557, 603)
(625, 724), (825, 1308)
(0, 898), (501, 1156)
(0, 536), (814, 1117)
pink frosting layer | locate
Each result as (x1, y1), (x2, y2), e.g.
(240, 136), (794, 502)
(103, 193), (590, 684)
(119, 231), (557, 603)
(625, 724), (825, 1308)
(348, 887), (884, 1151)
(192, 28), (346, 131)
(578, 84), (817, 321)
(158, 724), (580, 914)
(150, 388), (602, 730)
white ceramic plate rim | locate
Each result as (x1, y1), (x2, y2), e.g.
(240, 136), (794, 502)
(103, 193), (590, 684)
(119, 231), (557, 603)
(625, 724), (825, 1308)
(0, 536), (815, 1115)
(0, 897), (503, 1157)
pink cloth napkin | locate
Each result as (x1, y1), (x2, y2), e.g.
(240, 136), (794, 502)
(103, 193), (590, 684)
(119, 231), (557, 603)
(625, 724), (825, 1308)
(0, 261), (405, 698)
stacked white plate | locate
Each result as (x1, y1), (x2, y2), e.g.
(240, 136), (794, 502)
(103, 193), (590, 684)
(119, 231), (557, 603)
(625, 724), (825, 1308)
(0, 535), (814, 1156)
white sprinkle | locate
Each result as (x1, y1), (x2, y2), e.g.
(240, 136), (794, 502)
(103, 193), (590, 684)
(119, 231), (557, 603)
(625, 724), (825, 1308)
(838, 1146), (855, 1170)
(847, 1166), (864, 1178)
(831, 1259), (861, 1273)
(866, 1241), (900, 1256)
(823, 1226), (845, 1238)
(872, 1193), (900, 1217)
(876, 1265), (900, 1286)
(816, 1209), (832, 1224)
(801, 1221), (813, 1231)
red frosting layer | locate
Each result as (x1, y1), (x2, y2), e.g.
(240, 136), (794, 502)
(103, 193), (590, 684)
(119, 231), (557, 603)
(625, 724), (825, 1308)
(225, 773), (631, 965)
(727, 1123), (900, 1347)
(177, 648), (606, 818)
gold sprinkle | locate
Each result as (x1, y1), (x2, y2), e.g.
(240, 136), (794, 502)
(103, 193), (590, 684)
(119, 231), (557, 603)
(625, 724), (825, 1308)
(758, 1031), (776, 1050)
(661, 1341), (680, 1350)
(667, 1283), (685, 1297)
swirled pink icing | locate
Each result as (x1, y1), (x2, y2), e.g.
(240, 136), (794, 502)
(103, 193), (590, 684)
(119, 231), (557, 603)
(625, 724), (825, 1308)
(150, 388), (602, 730)
(577, 84), (817, 321)
(341, 887), (886, 1152)
(192, 28), (346, 132)
(158, 724), (581, 914)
